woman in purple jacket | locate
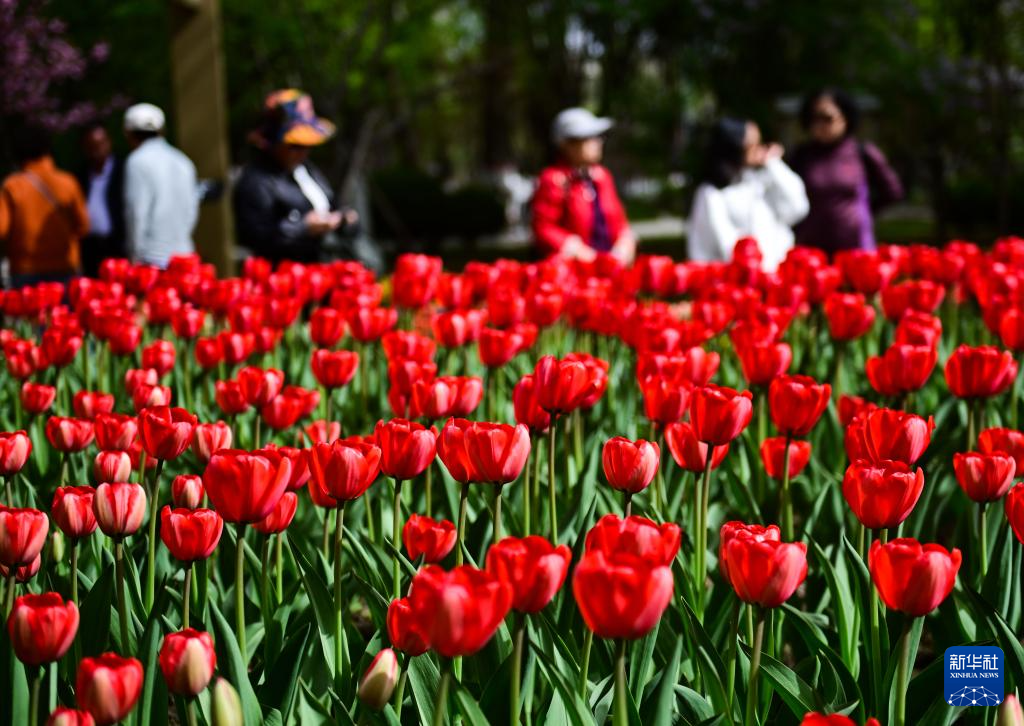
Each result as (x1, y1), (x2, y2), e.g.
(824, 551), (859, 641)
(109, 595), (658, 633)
(789, 88), (904, 255)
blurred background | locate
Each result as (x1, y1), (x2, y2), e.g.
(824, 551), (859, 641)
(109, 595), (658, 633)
(3, 0), (1023, 268)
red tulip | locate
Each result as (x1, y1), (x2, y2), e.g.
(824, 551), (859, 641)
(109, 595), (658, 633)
(845, 408), (934, 465)
(464, 422), (531, 484)
(865, 344), (937, 396)
(478, 327), (525, 368)
(953, 452), (1016, 503)
(525, 283), (565, 327)
(171, 475), (204, 509)
(403, 514), (457, 563)
(382, 330), (436, 363)
(307, 440), (381, 503)
(690, 385), (753, 446)
(124, 368), (159, 397)
(194, 337), (223, 369)
(386, 598), (429, 656)
(0, 553), (41, 582)
(431, 309), (486, 348)
(237, 366), (285, 407)
(170, 305), (205, 340)
(260, 390), (312, 430)
(880, 279), (945, 321)
(894, 311), (942, 348)
(160, 506), (223, 562)
(45, 707), (96, 726)
(347, 306), (398, 342)
(486, 535), (571, 613)
(562, 353), (609, 409)
(94, 450), (132, 483)
(158, 629), (216, 697)
(358, 648), (399, 711)
(76, 653), (143, 725)
(41, 326), (82, 368)
(402, 565), (512, 657)
(945, 345), (1018, 399)
(311, 349), (360, 389)
(437, 418), (479, 484)
(736, 341), (792, 387)
(842, 460), (925, 529)
(824, 292), (875, 341)
(769, 375), (830, 437)
(512, 374), (551, 434)
(202, 449), (292, 524)
(393, 254), (441, 309)
(191, 421), (233, 464)
(1007, 484), (1024, 545)
(602, 437), (660, 493)
(91, 414), (136, 452)
(0, 431), (32, 476)
(141, 340), (176, 376)
(93, 482), (146, 537)
(837, 395), (877, 427)
(107, 324), (142, 356)
(640, 375), (691, 427)
(374, 419), (437, 480)
(46, 417), (95, 452)
(20, 382), (56, 415)
(868, 538), (960, 616)
(573, 548), (673, 640)
(979, 427), (1024, 475)
(260, 445), (311, 491)
(7, 592), (78, 665)
(664, 421), (729, 472)
(214, 380), (249, 415)
(718, 522), (780, 585)
(52, 486), (97, 540)
(304, 419), (342, 445)
(252, 492), (298, 535)
(722, 532), (807, 607)
(138, 406), (196, 460)
(409, 376), (483, 420)
(533, 356), (596, 415)
(584, 514), (681, 566)
(0, 506), (48, 567)
(72, 392), (115, 419)
(131, 384), (172, 412)
(309, 307), (346, 348)
(801, 714), (881, 726)
(760, 438), (811, 480)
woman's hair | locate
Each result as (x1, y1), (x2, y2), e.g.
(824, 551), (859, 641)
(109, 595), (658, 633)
(699, 117), (749, 189)
(12, 125), (52, 165)
(799, 87), (860, 134)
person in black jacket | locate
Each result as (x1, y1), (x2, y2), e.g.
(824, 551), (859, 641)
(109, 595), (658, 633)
(233, 89), (358, 264)
(77, 124), (126, 276)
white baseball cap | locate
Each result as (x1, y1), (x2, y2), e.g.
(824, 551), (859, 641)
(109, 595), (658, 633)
(124, 103), (166, 132)
(551, 107), (613, 143)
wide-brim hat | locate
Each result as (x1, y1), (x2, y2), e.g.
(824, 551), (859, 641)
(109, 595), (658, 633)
(254, 89), (336, 147)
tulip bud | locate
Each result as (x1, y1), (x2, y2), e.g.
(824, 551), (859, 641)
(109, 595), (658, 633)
(358, 648), (399, 710)
(93, 482), (147, 537)
(7, 592), (79, 665)
(158, 629), (217, 696)
(75, 653), (143, 725)
(999, 694), (1024, 726)
(94, 450), (133, 483)
(50, 530), (65, 563)
(211, 677), (243, 726)
(46, 707), (96, 726)
(172, 475), (205, 509)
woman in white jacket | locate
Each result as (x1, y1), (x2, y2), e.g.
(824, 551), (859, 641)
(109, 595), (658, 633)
(687, 117), (809, 272)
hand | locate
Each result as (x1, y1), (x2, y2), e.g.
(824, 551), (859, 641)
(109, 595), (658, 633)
(763, 143), (784, 161)
(304, 210), (340, 236)
(341, 209), (359, 227)
(610, 233), (637, 266)
(560, 236), (597, 262)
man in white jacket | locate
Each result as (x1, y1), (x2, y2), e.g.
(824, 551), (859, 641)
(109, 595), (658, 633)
(122, 103), (199, 268)
(687, 118), (809, 272)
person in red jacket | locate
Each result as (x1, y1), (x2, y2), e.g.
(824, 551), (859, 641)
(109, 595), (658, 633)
(532, 108), (635, 264)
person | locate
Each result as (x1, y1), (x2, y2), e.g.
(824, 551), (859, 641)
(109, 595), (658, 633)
(122, 103), (199, 268)
(77, 124), (126, 277)
(789, 88), (903, 254)
(687, 117), (809, 271)
(233, 89), (359, 265)
(0, 125), (88, 287)
(532, 107), (635, 264)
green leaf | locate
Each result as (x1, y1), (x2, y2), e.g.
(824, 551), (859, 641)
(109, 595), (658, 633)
(0, 629), (29, 726)
(739, 643), (821, 719)
(454, 684), (491, 726)
(682, 600), (730, 716)
(136, 590), (170, 726)
(407, 655), (442, 726)
(79, 558), (116, 657)
(961, 587), (1024, 692)
(647, 636), (682, 726)
(209, 599), (263, 725)
(257, 624), (311, 723)
(289, 538), (337, 676)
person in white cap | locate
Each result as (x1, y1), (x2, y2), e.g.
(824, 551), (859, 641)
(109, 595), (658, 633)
(531, 107), (635, 264)
(122, 102), (199, 268)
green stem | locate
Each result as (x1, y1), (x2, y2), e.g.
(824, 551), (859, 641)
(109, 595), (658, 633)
(115, 540), (130, 651)
(511, 613), (525, 725)
(695, 445), (715, 616)
(522, 450), (531, 535)
(456, 481), (470, 566)
(145, 460), (165, 612)
(365, 492), (377, 544)
(869, 532), (882, 712)
(726, 597), (741, 718)
(275, 533), (284, 603)
(186, 701), (198, 726)
(254, 415), (262, 450)
(532, 434), (541, 535)
(70, 541), (79, 606)
(572, 408), (583, 472)
(744, 609), (766, 726)
(979, 502), (989, 580)
(613, 639), (628, 726)
(780, 435), (793, 542)
(548, 423), (558, 540)
(431, 659), (451, 726)
(425, 463), (433, 516)
(493, 484), (504, 544)
(334, 502), (347, 690)
(29, 668), (41, 726)
(624, 490), (632, 518)
(894, 618), (915, 726)
(392, 480), (403, 599)
(236, 524), (247, 662)
(321, 508), (332, 560)
(4, 478), (11, 506)
(579, 628), (594, 700)
(183, 563), (192, 629)
(393, 657), (408, 720)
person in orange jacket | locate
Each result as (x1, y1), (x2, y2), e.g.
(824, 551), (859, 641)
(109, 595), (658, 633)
(532, 108), (635, 264)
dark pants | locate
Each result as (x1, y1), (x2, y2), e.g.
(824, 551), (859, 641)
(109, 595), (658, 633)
(81, 233), (126, 278)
